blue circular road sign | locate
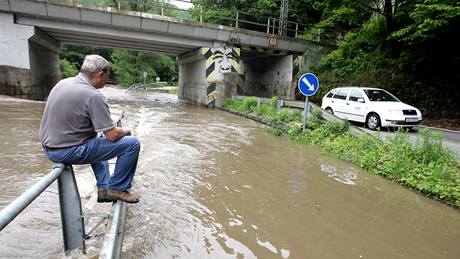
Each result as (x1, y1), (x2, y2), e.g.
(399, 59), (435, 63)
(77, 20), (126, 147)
(298, 73), (319, 96)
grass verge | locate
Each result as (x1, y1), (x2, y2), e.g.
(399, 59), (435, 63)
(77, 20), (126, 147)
(168, 87), (178, 95)
(223, 97), (460, 207)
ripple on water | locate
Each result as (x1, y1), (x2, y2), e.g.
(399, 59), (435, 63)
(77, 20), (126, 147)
(320, 164), (358, 185)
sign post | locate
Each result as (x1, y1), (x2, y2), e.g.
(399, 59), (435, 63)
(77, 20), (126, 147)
(298, 73), (319, 131)
(143, 71), (148, 85)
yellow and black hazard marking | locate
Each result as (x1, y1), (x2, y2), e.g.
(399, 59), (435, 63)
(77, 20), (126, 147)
(206, 82), (216, 107)
(202, 46), (241, 107)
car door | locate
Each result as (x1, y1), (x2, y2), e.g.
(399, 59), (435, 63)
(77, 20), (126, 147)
(344, 89), (367, 122)
(330, 88), (350, 119)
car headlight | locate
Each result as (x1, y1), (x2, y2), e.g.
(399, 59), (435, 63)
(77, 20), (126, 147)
(387, 109), (401, 115)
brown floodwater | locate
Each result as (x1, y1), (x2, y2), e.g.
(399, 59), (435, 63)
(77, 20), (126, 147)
(0, 86), (459, 258)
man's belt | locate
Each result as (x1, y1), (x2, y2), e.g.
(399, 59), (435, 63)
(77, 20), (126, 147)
(43, 145), (67, 151)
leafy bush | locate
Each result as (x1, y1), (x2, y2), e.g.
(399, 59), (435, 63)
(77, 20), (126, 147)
(272, 108), (303, 124)
(59, 59), (78, 78)
(223, 98), (243, 111)
(241, 97), (259, 113)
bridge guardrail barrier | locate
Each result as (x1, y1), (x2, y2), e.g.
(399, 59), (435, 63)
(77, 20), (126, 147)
(0, 114), (129, 257)
(36, 0), (342, 44)
(0, 163), (86, 254)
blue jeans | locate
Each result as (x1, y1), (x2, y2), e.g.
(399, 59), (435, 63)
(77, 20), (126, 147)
(44, 136), (140, 191)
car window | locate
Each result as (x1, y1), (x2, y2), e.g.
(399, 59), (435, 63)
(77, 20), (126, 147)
(326, 89), (337, 98)
(364, 89), (399, 102)
(333, 89), (348, 100)
(349, 89), (364, 102)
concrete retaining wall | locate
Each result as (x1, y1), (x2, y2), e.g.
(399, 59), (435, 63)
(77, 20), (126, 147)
(177, 50), (207, 105)
(0, 13), (60, 100)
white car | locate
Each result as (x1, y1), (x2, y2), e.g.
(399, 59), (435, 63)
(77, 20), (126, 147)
(321, 87), (422, 130)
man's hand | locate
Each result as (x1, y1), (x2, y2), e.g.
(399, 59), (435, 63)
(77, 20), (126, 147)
(104, 127), (131, 141)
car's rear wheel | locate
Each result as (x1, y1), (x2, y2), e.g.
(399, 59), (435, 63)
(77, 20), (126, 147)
(366, 113), (381, 130)
(325, 107), (334, 114)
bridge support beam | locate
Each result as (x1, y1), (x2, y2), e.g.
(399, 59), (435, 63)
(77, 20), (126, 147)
(177, 46), (242, 107)
(0, 12), (60, 100)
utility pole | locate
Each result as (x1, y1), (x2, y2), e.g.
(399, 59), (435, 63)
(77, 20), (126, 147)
(279, 0), (289, 36)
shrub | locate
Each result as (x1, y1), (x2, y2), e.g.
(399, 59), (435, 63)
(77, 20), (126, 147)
(59, 59), (78, 78)
(272, 108), (303, 124)
(242, 97), (259, 113)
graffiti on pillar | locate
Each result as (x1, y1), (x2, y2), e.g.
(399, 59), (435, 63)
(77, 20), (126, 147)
(202, 46), (240, 107)
(203, 46), (240, 82)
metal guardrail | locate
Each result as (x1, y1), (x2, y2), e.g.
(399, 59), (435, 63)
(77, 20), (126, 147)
(126, 82), (143, 93)
(100, 201), (127, 259)
(0, 163), (86, 254)
(0, 115), (129, 257)
(231, 95), (366, 136)
(126, 82), (168, 93)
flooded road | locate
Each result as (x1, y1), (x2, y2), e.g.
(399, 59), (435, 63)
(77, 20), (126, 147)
(0, 86), (459, 258)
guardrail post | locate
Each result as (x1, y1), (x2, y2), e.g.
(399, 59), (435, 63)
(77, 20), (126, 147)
(277, 99), (284, 110)
(200, 6), (203, 22)
(267, 18), (270, 33)
(236, 12), (239, 28)
(295, 23), (298, 38)
(58, 165), (86, 254)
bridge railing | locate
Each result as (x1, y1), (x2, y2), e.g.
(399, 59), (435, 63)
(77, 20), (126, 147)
(37, 0), (341, 44)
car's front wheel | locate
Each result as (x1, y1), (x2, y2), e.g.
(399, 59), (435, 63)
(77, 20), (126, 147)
(366, 113), (381, 130)
(325, 107), (334, 114)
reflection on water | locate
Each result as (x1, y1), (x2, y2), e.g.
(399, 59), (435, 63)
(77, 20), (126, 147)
(0, 87), (459, 258)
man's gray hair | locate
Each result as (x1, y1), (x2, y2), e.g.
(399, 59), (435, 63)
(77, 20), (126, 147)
(80, 54), (110, 76)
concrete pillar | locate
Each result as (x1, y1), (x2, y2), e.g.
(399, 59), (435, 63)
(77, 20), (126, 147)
(177, 45), (242, 107)
(0, 12), (60, 100)
(240, 55), (294, 100)
(177, 48), (207, 105)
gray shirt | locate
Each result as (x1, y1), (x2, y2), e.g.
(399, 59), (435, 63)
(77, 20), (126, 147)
(39, 73), (115, 148)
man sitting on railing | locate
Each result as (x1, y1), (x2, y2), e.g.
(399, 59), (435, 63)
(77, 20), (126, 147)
(39, 55), (141, 204)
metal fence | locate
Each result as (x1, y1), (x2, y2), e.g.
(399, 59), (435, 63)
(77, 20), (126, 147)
(0, 164), (86, 254)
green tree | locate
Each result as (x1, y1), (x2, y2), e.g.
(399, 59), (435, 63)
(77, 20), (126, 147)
(60, 44), (113, 70)
(111, 49), (177, 87)
(59, 59), (79, 78)
(310, 0), (460, 117)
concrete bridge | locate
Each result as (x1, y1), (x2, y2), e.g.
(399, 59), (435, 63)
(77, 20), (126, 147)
(0, 0), (320, 106)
